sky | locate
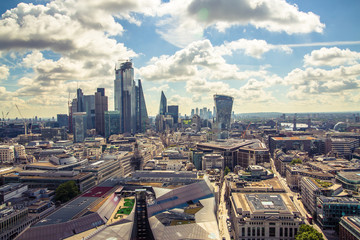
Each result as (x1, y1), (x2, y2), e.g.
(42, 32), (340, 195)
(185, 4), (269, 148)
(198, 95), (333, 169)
(1, 0), (360, 118)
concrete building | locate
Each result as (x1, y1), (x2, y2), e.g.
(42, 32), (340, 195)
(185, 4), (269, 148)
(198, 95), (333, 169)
(230, 193), (303, 240)
(269, 136), (315, 155)
(300, 177), (343, 216)
(56, 114), (68, 128)
(336, 171), (360, 192)
(0, 145), (15, 164)
(285, 165), (333, 191)
(202, 153), (224, 170)
(238, 165), (274, 181)
(339, 216), (360, 240)
(0, 183), (28, 204)
(197, 139), (269, 170)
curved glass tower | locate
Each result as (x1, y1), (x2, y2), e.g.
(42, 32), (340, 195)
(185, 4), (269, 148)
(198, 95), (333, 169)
(214, 94), (234, 130)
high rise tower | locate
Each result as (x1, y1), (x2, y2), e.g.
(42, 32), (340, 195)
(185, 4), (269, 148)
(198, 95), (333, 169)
(214, 94), (234, 130)
(114, 61), (148, 134)
(95, 88), (108, 136)
(159, 91), (167, 115)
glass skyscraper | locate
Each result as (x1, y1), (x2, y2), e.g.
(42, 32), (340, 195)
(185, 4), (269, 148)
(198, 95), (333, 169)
(104, 111), (120, 138)
(95, 88), (108, 136)
(114, 61), (148, 134)
(72, 112), (87, 142)
(159, 91), (167, 115)
(214, 94), (234, 130)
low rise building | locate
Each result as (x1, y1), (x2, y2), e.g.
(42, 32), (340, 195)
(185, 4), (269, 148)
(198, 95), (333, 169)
(336, 171), (360, 192)
(339, 216), (360, 240)
(300, 177), (343, 216)
(238, 165), (274, 181)
(317, 197), (360, 229)
(230, 193), (303, 239)
(286, 165), (333, 191)
(202, 153), (223, 170)
(0, 145), (15, 164)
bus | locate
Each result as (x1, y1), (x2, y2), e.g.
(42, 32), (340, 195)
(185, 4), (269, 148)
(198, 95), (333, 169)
(307, 215), (313, 224)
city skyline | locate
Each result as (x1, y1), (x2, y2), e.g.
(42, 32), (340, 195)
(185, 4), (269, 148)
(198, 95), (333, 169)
(1, 0), (360, 118)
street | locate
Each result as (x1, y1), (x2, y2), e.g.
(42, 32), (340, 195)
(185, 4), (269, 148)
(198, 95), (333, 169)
(218, 180), (231, 240)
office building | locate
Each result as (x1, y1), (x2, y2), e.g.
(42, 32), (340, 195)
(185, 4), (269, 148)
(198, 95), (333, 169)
(56, 114), (68, 128)
(336, 171), (360, 191)
(269, 136), (316, 155)
(95, 88), (108, 136)
(136, 79), (149, 133)
(104, 111), (120, 138)
(339, 216), (360, 240)
(202, 153), (224, 170)
(230, 193), (303, 239)
(300, 177), (343, 216)
(214, 94), (233, 130)
(72, 112), (87, 143)
(83, 94), (95, 129)
(317, 197), (360, 229)
(76, 88), (84, 112)
(159, 91), (167, 115)
(114, 61), (148, 134)
(167, 105), (179, 124)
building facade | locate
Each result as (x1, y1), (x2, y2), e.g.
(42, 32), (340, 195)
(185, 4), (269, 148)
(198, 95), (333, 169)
(95, 88), (108, 136)
(214, 94), (233, 131)
(72, 112), (87, 143)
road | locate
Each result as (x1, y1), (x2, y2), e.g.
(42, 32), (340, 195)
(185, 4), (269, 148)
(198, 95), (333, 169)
(270, 158), (330, 240)
(218, 180), (231, 240)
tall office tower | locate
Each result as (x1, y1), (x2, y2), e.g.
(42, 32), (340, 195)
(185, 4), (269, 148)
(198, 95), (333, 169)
(159, 91), (167, 115)
(104, 111), (120, 138)
(196, 107), (199, 115)
(72, 112), (87, 142)
(95, 88), (108, 136)
(191, 109), (194, 117)
(76, 88), (84, 112)
(83, 95), (95, 129)
(136, 79), (148, 133)
(200, 108), (203, 118)
(68, 98), (78, 133)
(214, 94), (234, 130)
(114, 61), (148, 134)
(213, 106), (216, 119)
(168, 105), (179, 124)
(57, 114), (68, 128)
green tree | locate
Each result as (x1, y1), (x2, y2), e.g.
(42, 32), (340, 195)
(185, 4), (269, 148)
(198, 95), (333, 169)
(295, 224), (324, 240)
(55, 181), (80, 203)
(224, 166), (230, 176)
(290, 158), (302, 165)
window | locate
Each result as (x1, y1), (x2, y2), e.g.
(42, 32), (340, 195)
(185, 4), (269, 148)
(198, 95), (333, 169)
(290, 228), (293, 237)
(280, 227), (283, 237)
(242, 227), (245, 237)
(285, 228), (288, 237)
(269, 227), (276, 237)
(248, 227), (251, 236)
(257, 227), (260, 236)
(262, 227), (265, 236)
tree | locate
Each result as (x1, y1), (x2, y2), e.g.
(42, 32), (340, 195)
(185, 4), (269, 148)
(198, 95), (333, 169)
(295, 224), (324, 240)
(55, 181), (80, 203)
(224, 166), (230, 176)
(290, 158), (302, 165)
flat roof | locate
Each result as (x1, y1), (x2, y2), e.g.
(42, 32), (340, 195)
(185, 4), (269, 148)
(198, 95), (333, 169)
(272, 136), (315, 141)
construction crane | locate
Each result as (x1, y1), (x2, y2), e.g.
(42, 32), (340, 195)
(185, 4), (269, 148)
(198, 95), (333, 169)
(242, 122), (251, 138)
(15, 104), (27, 136)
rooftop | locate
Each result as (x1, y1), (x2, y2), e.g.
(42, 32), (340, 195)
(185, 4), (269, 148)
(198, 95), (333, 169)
(272, 136), (315, 141)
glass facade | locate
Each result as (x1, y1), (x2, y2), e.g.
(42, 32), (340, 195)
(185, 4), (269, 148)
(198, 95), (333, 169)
(114, 61), (148, 134)
(214, 94), (233, 130)
(159, 91), (167, 115)
(72, 112), (87, 142)
(104, 111), (120, 138)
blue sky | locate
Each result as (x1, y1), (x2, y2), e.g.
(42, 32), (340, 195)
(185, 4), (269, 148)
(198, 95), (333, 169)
(0, 0), (360, 118)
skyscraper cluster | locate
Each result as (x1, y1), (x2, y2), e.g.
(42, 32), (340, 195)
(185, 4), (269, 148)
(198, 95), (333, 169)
(114, 61), (148, 134)
(69, 60), (148, 141)
(155, 91), (179, 131)
(190, 107), (213, 119)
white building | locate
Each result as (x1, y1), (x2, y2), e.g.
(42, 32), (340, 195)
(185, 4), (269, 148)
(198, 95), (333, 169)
(0, 145), (15, 164)
(202, 153), (223, 170)
(230, 193), (303, 239)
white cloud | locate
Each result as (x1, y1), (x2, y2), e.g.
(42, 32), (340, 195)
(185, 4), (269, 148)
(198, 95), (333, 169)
(139, 39), (281, 83)
(304, 47), (360, 67)
(285, 64), (360, 99)
(156, 0), (325, 47)
(0, 65), (9, 80)
(217, 39), (292, 59)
